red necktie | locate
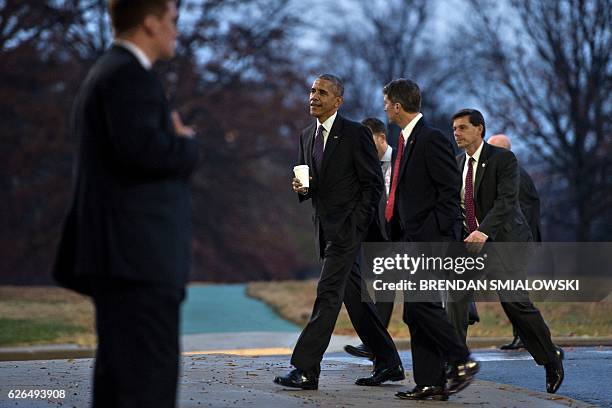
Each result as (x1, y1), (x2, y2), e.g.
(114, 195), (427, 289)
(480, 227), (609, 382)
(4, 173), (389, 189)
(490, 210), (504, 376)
(465, 157), (478, 233)
(384, 132), (405, 222)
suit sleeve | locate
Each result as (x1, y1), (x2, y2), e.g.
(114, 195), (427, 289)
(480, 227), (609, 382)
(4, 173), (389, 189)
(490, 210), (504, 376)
(101, 65), (200, 178)
(424, 131), (462, 236)
(518, 166), (542, 241)
(353, 125), (383, 232)
(296, 130), (311, 202)
(478, 150), (519, 240)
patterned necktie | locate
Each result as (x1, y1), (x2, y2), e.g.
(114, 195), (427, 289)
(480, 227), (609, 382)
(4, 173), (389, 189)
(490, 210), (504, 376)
(312, 124), (324, 174)
(465, 157), (478, 233)
(384, 132), (405, 222)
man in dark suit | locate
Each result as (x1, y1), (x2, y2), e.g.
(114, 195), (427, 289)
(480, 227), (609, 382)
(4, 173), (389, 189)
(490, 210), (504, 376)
(363, 117), (393, 243)
(53, 1), (200, 406)
(449, 109), (563, 394)
(382, 79), (478, 401)
(274, 75), (403, 390)
(344, 117), (395, 359)
(489, 134), (540, 349)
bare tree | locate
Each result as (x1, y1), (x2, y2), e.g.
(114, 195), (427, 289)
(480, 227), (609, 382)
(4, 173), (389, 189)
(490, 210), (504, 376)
(452, 0), (611, 240)
(159, 0), (312, 281)
(0, 0), (314, 283)
(0, 0), (58, 51)
(315, 0), (453, 128)
(0, 1), (90, 283)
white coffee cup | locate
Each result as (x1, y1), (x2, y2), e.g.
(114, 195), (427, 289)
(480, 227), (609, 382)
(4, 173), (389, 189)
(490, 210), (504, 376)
(293, 165), (310, 188)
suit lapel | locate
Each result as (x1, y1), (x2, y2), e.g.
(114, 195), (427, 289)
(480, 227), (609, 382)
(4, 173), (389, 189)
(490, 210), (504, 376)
(457, 153), (466, 170)
(397, 118), (422, 180)
(304, 123), (316, 170)
(473, 141), (489, 198)
(319, 114), (343, 178)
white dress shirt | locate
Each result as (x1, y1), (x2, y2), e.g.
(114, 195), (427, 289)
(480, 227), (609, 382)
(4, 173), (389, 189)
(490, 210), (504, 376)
(316, 111), (338, 149)
(115, 39), (152, 70)
(400, 112), (423, 145)
(461, 140), (485, 230)
(380, 145), (393, 196)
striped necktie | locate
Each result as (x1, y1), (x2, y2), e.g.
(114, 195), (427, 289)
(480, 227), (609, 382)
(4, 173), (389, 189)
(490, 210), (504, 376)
(312, 124), (324, 174)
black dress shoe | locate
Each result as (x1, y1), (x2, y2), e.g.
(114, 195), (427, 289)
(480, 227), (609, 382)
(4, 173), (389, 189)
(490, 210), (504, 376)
(395, 385), (448, 401)
(545, 359), (564, 393)
(447, 359), (480, 394)
(355, 364), (405, 386)
(556, 346), (565, 360)
(273, 368), (318, 390)
(500, 336), (524, 350)
(344, 343), (374, 360)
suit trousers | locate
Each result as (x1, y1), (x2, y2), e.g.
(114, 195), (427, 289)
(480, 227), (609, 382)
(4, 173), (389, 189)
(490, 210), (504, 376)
(446, 297), (556, 365)
(92, 281), (184, 408)
(374, 298), (395, 329)
(291, 239), (401, 373)
(445, 245), (557, 365)
(403, 301), (470, 386)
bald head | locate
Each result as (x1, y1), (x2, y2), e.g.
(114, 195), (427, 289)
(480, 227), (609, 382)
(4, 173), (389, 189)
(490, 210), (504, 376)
(488, 134), (512, 150)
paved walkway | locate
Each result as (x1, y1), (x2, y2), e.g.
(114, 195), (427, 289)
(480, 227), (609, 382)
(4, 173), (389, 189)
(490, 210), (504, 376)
(4, 333), (610, 361)
(1, 334), (609, 407)
(0, 354), (593, 407)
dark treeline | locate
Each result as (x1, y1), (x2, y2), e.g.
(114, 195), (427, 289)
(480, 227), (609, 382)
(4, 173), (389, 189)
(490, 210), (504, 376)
(1, 0), (609, 284)
(1, 0), (314, 284)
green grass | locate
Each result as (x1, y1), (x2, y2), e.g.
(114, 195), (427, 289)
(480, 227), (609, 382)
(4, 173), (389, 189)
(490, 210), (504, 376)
(0, 318), (86, 347)
(0, 286), (96, 347)
(248, 280), (612, 338)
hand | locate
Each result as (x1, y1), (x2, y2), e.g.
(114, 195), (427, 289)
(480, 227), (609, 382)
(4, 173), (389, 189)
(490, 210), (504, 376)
(463, 230), (488, 253)
(172, 110), (196, 138)
(292, 177), (310, 194)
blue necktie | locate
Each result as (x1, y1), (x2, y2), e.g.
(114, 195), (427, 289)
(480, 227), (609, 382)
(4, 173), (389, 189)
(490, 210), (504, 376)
(312, 124), (324, 175)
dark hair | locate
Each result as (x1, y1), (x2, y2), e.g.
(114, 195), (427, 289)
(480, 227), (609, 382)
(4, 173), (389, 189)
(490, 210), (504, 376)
(109, 0), (173, 35)
(361, 117), (386, 136)
(382, 78), (421, 113)
(451, 108), (486, 139)
(316, 74), (344, 96)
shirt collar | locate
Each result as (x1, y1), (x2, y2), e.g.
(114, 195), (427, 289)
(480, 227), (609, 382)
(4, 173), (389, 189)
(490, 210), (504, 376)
(381, 145), (393, 162)
(467, 139), (485, 163)
(317, 111), (338, 134)
(115, 39), (152, 70)
(401, 112), (423, 141)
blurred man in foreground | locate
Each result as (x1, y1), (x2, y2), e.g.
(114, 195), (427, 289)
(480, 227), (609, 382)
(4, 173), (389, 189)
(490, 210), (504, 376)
(53, 1), (199, 406)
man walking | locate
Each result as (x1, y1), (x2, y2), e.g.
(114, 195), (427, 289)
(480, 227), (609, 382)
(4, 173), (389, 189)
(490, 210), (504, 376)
(382, 79), (478, 401)
(450, 109), (564, 394)
(273, 75), (403, 390)
(344, 117), (396, 359)
(489, 134), (539, 350)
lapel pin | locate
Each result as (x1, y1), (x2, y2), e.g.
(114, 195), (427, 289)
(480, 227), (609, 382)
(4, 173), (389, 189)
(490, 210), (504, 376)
(333, 135), (338, 139)
(482, 163), (486, 168)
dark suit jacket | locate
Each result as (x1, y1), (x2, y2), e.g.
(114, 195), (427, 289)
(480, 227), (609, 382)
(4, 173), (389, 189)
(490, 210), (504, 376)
(518, 165), (542, 242)
(296, 114), (383, 258)
(365, 148), (390, 242)
(53, 46), (200, 295)
(366, 187), (389, 242)
(390, 117), (461, 241)
(456, 142), (531, 242)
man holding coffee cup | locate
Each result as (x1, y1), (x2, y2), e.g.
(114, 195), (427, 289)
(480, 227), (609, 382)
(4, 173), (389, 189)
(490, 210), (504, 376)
(274, 74), (403, 390)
